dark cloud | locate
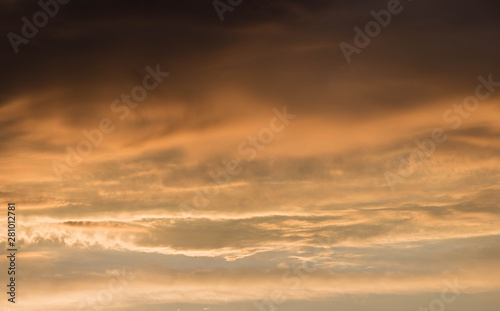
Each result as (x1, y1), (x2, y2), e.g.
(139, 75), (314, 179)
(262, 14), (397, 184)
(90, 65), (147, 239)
(1, 0), (499, 125)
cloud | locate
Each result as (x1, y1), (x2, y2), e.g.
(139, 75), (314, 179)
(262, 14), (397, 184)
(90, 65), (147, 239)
(1, 0), (500, 310)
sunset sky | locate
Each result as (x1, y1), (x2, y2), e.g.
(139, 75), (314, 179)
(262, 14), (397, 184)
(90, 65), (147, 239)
(1, 0), (500, 310)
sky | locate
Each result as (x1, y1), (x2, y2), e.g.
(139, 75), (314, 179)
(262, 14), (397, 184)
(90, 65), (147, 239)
(1, 0), (500, 310)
